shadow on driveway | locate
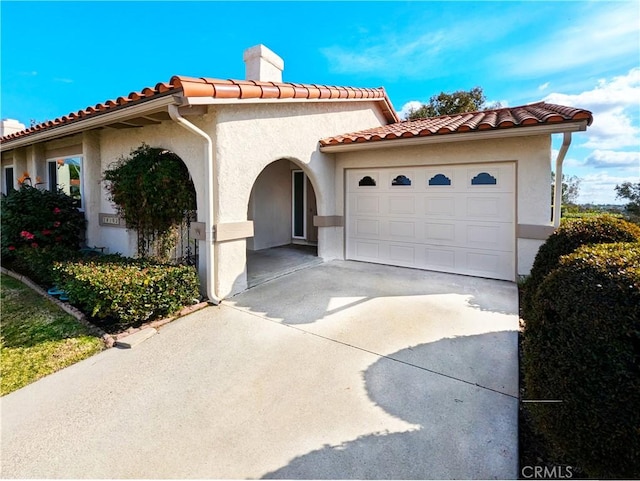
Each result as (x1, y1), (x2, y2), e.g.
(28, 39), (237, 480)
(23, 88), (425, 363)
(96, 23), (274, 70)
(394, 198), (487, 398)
(1, 261), (519, 479)
(230, 260), (517, 325)
(263, 331), (518, 479)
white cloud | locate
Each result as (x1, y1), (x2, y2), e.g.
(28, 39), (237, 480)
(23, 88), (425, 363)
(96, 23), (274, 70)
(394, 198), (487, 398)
(544, 68), (640, 150)
(398, 100), (425, 120)
(486, 99), (508, 109)
(320, 30), (446, 78)
(544, 68), (640, 112)
(538, 82), (550, 91)
(548, 69), (640, 204)
(561, 157), (584, 168)
(577, 172), (637, 205)
(585, 150), (640, 169)
(497, 2), (640, 77)
(319, 7), (531, 80)
(581, 109), (639, 150)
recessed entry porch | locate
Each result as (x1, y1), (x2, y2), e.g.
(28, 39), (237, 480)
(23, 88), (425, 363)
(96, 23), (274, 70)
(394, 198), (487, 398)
(246, 158), (320, 287)
(246, 244), (321, 287)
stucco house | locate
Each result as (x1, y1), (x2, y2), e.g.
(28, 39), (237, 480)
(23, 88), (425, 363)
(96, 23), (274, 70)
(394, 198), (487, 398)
(1, 45), (592, 301)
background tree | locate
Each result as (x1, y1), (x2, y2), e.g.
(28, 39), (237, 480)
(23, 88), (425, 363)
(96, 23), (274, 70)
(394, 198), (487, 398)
(615, 181), (640, 222)
(551, 172), (581, 205)
(406, 86), (501, 119)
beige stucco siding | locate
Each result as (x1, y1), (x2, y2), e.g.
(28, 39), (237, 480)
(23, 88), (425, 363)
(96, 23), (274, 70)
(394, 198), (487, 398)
(97, 114), (212, 219)
(1, 154), (14, 170)
(333, 134), (552, 277)
(214, 101), (387, 221)
(213, 101), (388, 295)
(8, 149), (26, 183)
(1, 100), (553, 298)
(2, 100), (388, 298)
(82, 131), (102, 249)
(43, 135), (83, 158)
(93, 113), (216, 286)
(247, 159), (295, 251)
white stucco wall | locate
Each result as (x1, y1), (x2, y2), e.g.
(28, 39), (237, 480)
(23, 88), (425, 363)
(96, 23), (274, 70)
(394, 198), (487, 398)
(3, 100), (552, 298)
(9, 149), (27, 185)
(333, 134), (553, 278)
(82, 131), (102, 248)
(95, 114), (214, 288)
(213, 100), (388, 296)
(0, 117), (216, 292)
(11, 100), (385, 298)
(97, 116), (211, 223)
(4, 100), (387, 299)
(214, 101), (387, 220)
(247, 158), (294, 251)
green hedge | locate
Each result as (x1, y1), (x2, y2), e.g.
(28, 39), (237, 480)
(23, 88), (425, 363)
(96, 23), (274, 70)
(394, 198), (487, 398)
(521, 215), (640, 319)
(561, 211), (624, 219)
(53, 257), (201, 328)
(522, 243), (640, 478)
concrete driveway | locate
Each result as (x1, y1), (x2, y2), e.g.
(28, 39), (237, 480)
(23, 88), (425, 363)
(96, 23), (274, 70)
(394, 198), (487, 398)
(0, 260), (519, 479)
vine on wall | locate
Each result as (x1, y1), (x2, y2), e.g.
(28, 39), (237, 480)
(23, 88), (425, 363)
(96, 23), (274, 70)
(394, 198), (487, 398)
(103, 143), (196, 260)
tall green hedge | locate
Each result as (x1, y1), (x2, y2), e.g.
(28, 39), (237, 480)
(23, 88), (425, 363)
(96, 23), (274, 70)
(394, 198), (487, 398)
(523, 243), (640, 478)
(521, 215), (640, 319)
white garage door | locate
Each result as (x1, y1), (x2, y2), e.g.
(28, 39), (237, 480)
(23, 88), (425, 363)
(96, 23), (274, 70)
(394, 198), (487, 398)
(346, 163), (515, 281)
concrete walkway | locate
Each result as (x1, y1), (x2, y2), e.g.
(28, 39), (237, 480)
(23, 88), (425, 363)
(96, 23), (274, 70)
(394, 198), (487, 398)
(0, 261), (519, 479)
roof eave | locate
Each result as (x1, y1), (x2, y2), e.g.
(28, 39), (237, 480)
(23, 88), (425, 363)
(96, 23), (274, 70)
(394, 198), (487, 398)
(183, 96), (399, 123)
(0, 95), (182, 152)
(319, 120), (589, 153)
(1, 89), (399, 152)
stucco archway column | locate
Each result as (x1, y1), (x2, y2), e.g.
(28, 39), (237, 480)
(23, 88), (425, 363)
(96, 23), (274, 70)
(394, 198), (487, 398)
(82, 131), (101, 247)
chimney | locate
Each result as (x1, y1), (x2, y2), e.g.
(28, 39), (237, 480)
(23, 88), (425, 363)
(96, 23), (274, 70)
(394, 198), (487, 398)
(1, 119), (26, 137)
(243, 45), (284, 83)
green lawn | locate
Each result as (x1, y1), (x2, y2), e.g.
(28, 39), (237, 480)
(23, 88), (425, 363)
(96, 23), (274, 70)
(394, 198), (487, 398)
(1, 274), (104, 395)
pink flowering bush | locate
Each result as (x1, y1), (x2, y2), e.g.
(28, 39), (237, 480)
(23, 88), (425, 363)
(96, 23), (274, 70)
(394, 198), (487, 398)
(1, 183), (85, 284)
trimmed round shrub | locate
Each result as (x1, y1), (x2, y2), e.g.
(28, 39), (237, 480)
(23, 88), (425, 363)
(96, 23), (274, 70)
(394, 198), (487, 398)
(522, 215), (640, 319)
(523, 242), (640, 478)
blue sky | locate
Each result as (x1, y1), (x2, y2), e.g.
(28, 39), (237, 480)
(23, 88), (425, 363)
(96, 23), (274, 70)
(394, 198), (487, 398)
(1, 0), (638, 204)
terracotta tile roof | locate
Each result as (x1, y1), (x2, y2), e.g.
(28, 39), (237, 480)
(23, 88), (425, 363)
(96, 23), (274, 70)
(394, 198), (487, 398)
(171, 76), (392, 103)
(319, 102), (593, 147)
(1, 76), (397, 145)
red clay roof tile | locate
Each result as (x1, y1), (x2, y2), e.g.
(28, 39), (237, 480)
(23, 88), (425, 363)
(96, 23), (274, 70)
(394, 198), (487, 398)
(1, 75), (592, 148)
(0, 76), (396, 144)
(275, 83), (295, 99)
(319, 102), (593, 147)
(257, 82), (281, 99)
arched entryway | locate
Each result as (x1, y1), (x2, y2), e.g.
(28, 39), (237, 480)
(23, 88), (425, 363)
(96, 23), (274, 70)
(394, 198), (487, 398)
(246, 158), (320, 287)
(111, 146), (199, 267)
